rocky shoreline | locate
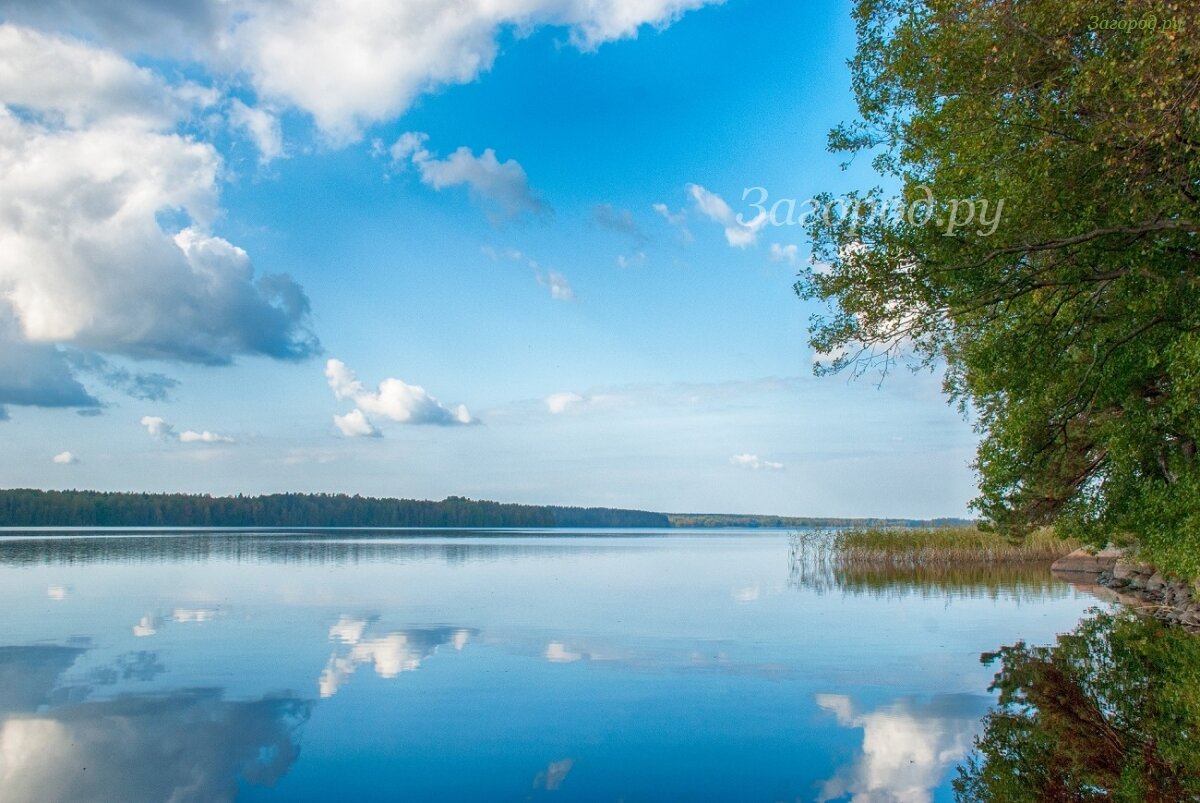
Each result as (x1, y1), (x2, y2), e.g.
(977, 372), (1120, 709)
(1051, 547), (1200, 632)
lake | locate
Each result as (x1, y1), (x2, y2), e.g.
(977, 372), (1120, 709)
(0, 529), (1103, 802)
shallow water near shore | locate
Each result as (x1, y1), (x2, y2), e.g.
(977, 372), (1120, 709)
(0, 529), (1102, 801)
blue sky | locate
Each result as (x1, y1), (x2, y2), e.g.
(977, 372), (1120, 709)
(0, 0), (978, 516)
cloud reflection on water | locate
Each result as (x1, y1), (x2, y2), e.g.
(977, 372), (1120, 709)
(815, 693), (986, 803)
(0, 644), (311, 803)
(319, 617), (475, 698)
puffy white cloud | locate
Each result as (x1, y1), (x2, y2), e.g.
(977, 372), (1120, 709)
(228, 98), (283, 162)
(3, 0), (724, 148)
(769, 243), (800, 265)
(141, 416), (234, 444)
(325, 359), (365, 402)
(0, 24), (318, 415)
(325, 359), (475, 434)
(730, 453), (784, 471)
(140, 416), (176, 441)
(388, 131), (545, 218)
(3, 1), (721, 142)
(51, 451), (78, 465)
(686, 183), (767, 248)
(0, 24), (213, 130)
(332, 409), (381, 438)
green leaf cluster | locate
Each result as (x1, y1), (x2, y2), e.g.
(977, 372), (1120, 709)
(799, 0), (1200, 574)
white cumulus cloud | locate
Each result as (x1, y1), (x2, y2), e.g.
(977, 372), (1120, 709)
(686, 183), (767, 248)
(332, 409), (381, 438)
(325, 359), (475, 436)
(141, 416), (234, 444)
(2, 1), (722, 142)
(0, 24), (318, 416)
(730, 453), (784, 471)
(388, 131), (545, 218)
(51, 451), (78, 465)
(140, 416), (176, 441)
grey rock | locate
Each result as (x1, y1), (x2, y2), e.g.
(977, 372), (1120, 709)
(1052, 547), (1128, 575)
(1112, 561), (1151, 581)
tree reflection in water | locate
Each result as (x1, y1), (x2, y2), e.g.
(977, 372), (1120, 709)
(955, 610), (1200, 801)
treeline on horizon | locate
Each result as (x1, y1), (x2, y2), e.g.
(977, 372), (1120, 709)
(0, 489), (670, 529)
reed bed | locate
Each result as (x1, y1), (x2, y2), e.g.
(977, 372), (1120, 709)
(793, 526), (1079, 567)
(788, 558), (1074, 601)
(787, 526), (1082, 600)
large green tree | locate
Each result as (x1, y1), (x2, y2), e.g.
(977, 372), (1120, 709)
(800, 0), (1200, 574)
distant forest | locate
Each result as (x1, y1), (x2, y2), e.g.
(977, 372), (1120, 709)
(0, 489), (669, 529)
(0, 489), (972, 530)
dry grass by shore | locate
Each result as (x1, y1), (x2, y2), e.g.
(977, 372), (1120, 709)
(795, 526), (1080, 567)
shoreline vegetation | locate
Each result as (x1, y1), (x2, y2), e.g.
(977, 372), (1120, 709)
(664, 513), (972, 529)
(0, 488), (972, 530)
(801, 526), (1081, 567)
(789, 527), (1086, 601)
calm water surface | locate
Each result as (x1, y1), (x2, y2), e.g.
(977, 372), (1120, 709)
(0, 529), (1102, 802)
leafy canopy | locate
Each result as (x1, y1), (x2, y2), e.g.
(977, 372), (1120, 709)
(798, 0), (1200, 574)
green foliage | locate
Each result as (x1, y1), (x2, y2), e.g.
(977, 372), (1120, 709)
(799, 0), (1200, 575)
(0, 489), (669, 529)
(955, 610), (1200, 801)
(665, 514), (971, 528)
